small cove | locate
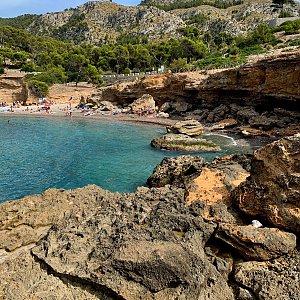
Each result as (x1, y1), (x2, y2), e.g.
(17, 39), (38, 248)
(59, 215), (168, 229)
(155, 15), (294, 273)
(0, 117), (252, 202)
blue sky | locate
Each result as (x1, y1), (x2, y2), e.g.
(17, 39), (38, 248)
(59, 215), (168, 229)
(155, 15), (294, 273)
(0, 0), (141, 18)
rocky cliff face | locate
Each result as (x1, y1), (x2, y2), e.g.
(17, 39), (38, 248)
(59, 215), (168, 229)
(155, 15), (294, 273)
(101, 49), (300, 133)
(0, 135), (300, 299)
(102, 50), (300, 106)
(0, 70), (28, 103)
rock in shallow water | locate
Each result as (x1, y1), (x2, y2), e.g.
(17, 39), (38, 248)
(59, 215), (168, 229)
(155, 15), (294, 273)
(151, 133), (221, 152)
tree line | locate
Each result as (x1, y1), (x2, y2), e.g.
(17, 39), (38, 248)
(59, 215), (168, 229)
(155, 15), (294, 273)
(0, 20), (292, 97)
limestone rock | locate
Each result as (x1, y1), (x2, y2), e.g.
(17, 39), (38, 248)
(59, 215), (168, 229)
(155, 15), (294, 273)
(206, 104), (230, 123)
(215, 223), (296, 261)
(0, 252), (104, 300)
(147, 155), (205, 188)
(171, 100), (190, 112)
(233, 251), (300, 299)
(210, 118), (238, 130)
(28, 2), (185, 43)
(240, 126), (272, 138)
(234, 134), (300, 232)
(98, 100), (116, 111)
(31, 186), (234, 300)
(236, 107), (259, 123)
(101, 51), (300, 116)
(187, 158), (249, 213)
(248, 115), (280, 130)
(0, 185), (107, 254)
(159, 101), (171, 112)
(151, 133), (221, 152)
(129, 94), (156, 114)
(167, 119), (204, 136)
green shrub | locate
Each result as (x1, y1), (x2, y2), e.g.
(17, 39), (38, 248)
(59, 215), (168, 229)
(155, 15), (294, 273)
(278, 11), (293, 18)
(196, 56), (245, 69)
(28, 80), (49, 97)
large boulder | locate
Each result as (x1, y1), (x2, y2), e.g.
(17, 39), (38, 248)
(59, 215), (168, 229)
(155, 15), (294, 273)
(147, 155), (205, 188)
(98, 100), (117, 111)
(206, 104), (230, 123)
(129, 94), (156, 114)
(151, 133), (221, 152)
(236, 107), (259, 123)
(167, 119), (204, 136)
(234, 134), (300, 232)
(248, 115), (280, 130)
(210, 118), (238, 131)
(215, 224), (296, 261)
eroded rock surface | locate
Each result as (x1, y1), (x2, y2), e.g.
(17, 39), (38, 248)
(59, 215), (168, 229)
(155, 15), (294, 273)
(233, 250), (300, 300)
(129, 94), (156, 114)
(235, 133), (300, 232)
(31, 186), (233, 300)
(215, 224), (296, 261)
(147, 155), (205, 188)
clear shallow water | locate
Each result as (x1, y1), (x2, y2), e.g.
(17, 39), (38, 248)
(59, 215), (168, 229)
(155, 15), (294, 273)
(0, 117), (251, 202)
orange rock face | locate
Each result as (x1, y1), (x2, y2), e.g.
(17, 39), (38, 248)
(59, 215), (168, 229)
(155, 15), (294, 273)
(101, 50), (300, 109)
(187, 163), (249, 207)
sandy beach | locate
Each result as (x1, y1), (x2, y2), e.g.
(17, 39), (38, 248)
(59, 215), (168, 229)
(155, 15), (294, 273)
(0, 104), (177, 127)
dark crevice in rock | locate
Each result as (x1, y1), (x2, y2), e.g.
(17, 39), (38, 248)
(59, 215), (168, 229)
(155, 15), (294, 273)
(231, 281), (259, 300)
(31, 252), (125, 300)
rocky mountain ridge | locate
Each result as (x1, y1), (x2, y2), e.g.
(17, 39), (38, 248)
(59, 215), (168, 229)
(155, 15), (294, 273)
(5, 0), (299, 43)
(27, 1), (184, 43)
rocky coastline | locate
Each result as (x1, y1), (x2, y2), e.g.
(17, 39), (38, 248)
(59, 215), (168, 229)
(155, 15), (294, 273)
(0, 49), (299, 299)
(0, 133), (299, 299)
(101, 49), (300, 141)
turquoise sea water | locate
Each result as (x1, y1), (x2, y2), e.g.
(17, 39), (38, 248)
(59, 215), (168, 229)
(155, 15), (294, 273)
(0, 117), (250, 202)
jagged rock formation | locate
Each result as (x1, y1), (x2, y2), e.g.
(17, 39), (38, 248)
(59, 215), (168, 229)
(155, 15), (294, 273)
(102, 50), (300, 106)
(234, 133), (300, 232)
(147, 155), (205, 188)
(143, 0), (300, 36)
(1, 135), (300, 299)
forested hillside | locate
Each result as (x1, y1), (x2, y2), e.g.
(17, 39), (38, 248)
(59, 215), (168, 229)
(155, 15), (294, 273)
(0, 0), (299, 98)
(1, 16), (300, 98)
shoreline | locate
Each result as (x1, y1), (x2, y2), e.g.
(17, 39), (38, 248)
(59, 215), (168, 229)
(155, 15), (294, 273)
(0, 105), (177, 127)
